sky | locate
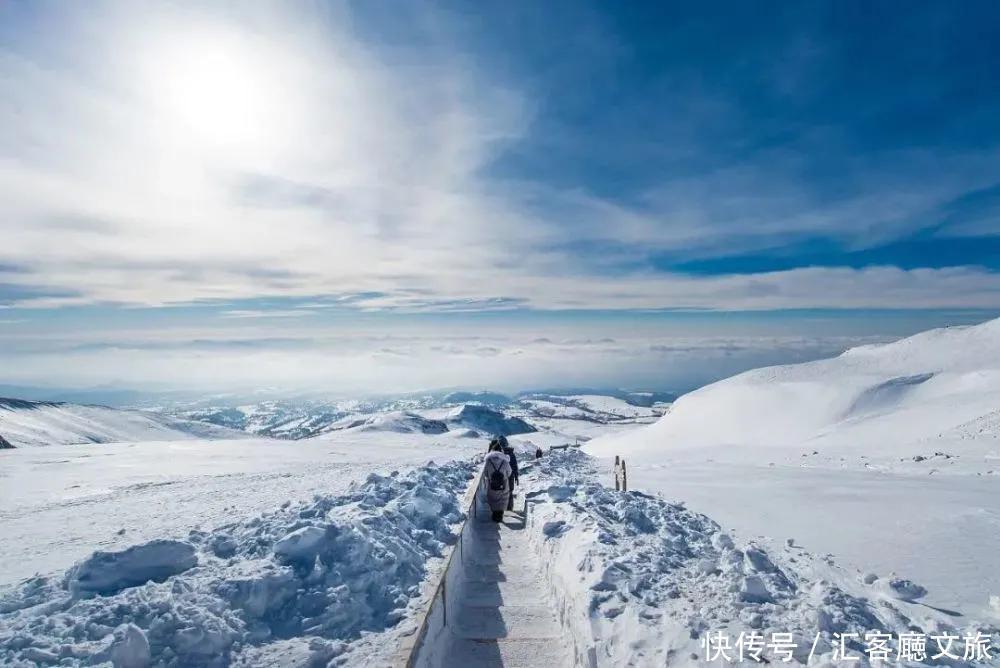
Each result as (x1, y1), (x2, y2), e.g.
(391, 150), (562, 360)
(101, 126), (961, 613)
(1, 1), (999, 394)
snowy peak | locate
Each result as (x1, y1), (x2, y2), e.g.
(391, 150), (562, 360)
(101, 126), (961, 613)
(589, 317), (1000, 459)
(838, 317), (1000, 373)
(440, 390), (512, 408)
(447, 404), (536, 436)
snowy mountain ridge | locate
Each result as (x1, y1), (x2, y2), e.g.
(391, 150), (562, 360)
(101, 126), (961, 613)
(0, 390), (649, 447)
(589, 317), (1000, 461)
(165, 390), (667, 441)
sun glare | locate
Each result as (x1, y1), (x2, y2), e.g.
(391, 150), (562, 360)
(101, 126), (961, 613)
(146, 30), (284, 155)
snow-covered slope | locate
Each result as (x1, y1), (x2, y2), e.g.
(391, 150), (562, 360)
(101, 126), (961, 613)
(526, 451), (999, 666)
(328, 411), (449, 435)
(521, 394), (666, 424)
(589, 318), (1000, 461)
(584, 318), (1000, 621)
(0, 398), (243, 447)
(171, 400), (351, 440)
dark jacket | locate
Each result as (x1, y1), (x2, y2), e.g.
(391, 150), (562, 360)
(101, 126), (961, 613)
(502, 446), (519, 485)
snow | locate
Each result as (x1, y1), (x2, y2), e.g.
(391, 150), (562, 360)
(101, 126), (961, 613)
(0, 433), (483, 586)
(4, 342), (999, 668)
(0, 399), (243, 448)
(586, 318), (1000, 621)
(524, 449), (1000, 666)
(520, 399), (593, 420)
(588, 318), (1000, 460)
(519, 394), (664, 424)
(329, 411), (449, 435)
(272, 526), (328, 561)
(511, 416), (638, 450)
(167, 393), (519, 441)
(109, 623), (152, 668)
(67, 540), (198, 598)
(564, 394), (657, 419)
(0, 460), (474, 666)
(412, 487), (574, 667)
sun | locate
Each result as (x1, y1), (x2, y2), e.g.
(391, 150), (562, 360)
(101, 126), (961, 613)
(145, 29), (283, 154)
(165, 47), (262, 140)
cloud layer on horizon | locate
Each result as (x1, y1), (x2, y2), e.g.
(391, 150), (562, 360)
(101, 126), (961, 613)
(0, 325), (893, 393)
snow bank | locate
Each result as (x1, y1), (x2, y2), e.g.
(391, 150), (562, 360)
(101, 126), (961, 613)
(0, 460), (474, 666)
(67, 540), (198, 597)
(526, 450), (999, 666)
(587, 317), (1000, 459)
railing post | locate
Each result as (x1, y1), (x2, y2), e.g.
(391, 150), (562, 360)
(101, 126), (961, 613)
(622, 459), (627, 492)
(614, 455), (621, 491)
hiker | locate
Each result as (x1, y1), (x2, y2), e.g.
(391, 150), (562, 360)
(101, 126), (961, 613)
(499, 436), (519, 511)
(483, 439), (512, 522)
(535, 446), (543, 459)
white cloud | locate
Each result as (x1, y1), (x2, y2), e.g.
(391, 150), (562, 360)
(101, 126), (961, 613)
(1, 1), (999, 313)
(0, 2), (529, 305)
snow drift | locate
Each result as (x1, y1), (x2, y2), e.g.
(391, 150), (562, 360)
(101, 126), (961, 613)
(587, 318), (1000, 459)
(527, 450), (999, 666)
(67, 540), (199, 598)
(0, 398), (244, 447)
(0, 460), (474, 666)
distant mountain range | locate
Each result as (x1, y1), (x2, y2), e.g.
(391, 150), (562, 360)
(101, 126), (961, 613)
(0, 384), (678, 409)
(0, 387), (674, 447)
(166, 389), (671, 441)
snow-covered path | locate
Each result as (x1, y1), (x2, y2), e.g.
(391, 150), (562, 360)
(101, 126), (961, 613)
(440, 492), (573, 667)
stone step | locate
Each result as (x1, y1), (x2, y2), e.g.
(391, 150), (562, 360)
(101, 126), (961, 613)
(463, 562), (544, 584)
(463, 540), (538, 566)
(471, 514), (528, 530)
(463, 579), (551, 607)
(444, 637), (574, 668)
(452, 604), (563, 640)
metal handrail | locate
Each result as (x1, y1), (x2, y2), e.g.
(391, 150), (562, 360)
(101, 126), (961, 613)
(393, 461), (485, 667)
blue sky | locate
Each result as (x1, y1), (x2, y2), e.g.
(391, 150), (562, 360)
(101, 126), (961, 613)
(1, 1), (998, 392)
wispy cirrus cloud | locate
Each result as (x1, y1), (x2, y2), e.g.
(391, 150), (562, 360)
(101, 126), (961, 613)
(1, 1), (999, 315)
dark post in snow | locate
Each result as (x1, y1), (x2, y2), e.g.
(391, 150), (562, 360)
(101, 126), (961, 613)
(614, 456), (628, 492)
